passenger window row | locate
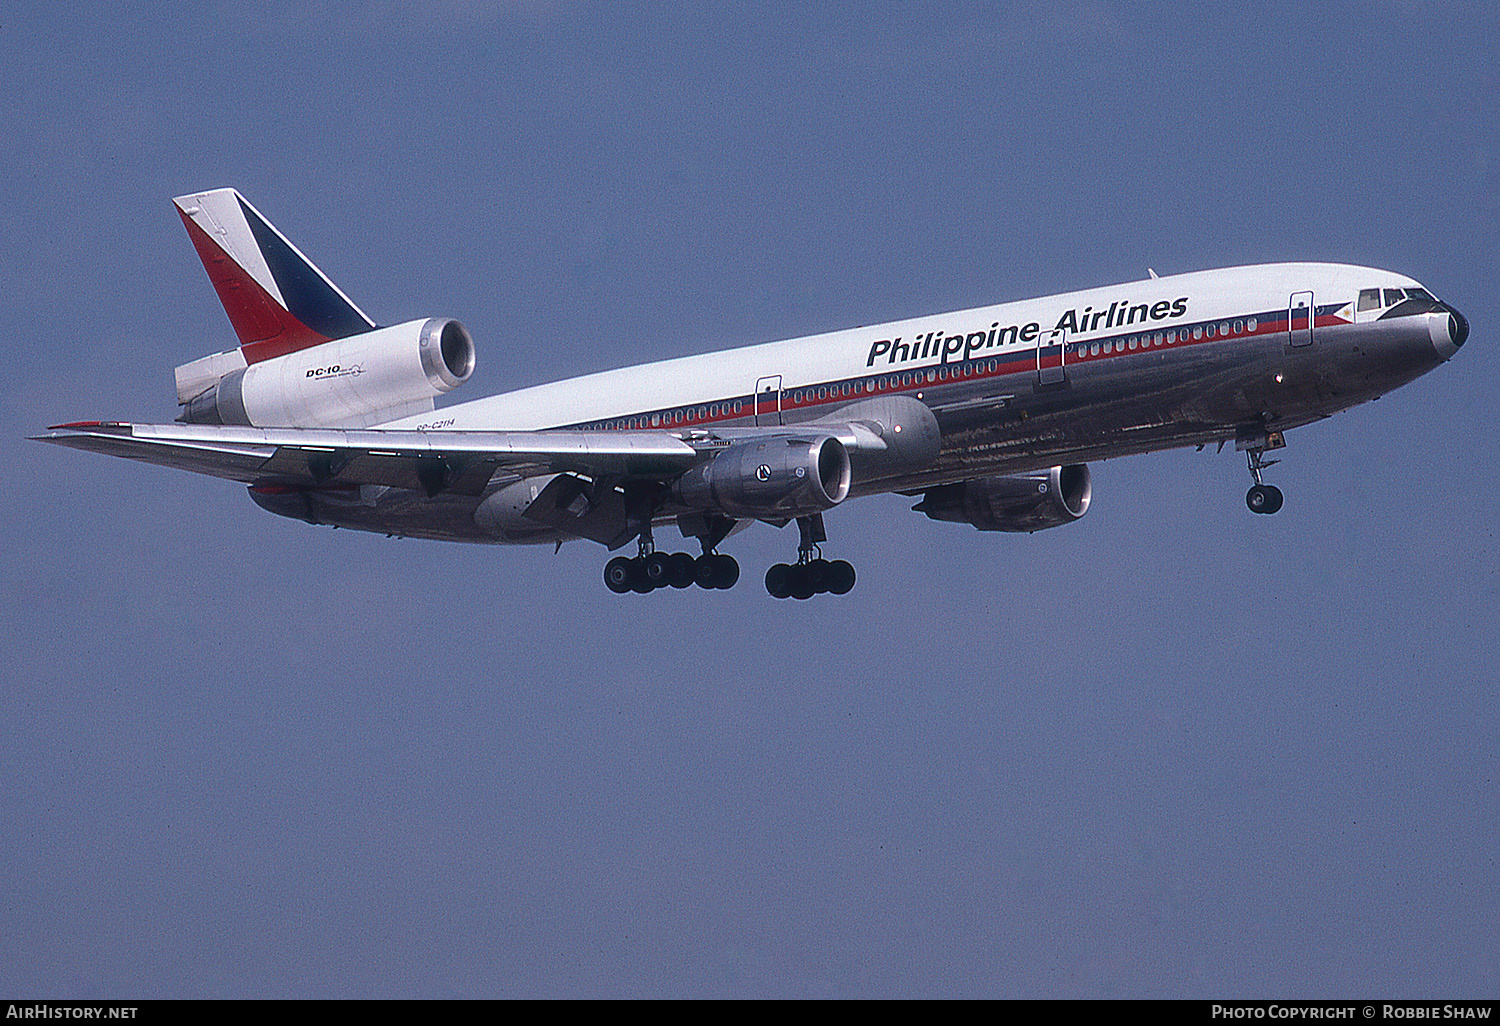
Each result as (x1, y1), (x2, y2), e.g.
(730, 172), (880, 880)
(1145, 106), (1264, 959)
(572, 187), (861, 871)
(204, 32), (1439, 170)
(1073, 318), (1258, 359)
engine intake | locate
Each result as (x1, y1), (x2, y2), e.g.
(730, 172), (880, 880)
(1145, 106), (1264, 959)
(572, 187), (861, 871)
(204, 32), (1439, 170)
(915, 465), (1092, 532)
(672, 436), (851, 519)
(182, 317), (474, 428)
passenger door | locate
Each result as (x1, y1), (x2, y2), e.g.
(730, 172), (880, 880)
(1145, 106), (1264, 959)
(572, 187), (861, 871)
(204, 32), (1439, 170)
(1289, 291), (1314, 348)
(1037, 327), (1068, 385)
(754, 375), (783, 426)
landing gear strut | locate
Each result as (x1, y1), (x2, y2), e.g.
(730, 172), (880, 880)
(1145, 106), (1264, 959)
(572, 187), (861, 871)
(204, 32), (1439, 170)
(1245, 447), (1284, 515)
(603, 519), (739, 594)
(765, 514), (856, 599)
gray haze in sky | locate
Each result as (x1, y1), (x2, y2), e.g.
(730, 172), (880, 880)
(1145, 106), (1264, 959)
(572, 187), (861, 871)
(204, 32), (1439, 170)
(2, 1), (1496, 998)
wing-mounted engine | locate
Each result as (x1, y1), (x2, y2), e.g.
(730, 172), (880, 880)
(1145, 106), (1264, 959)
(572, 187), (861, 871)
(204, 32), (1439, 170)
(672, 435), (851, 519)
(179, 317), (475, 428)
(812, 395), (940, 484)
(914, 464), (1092, 532)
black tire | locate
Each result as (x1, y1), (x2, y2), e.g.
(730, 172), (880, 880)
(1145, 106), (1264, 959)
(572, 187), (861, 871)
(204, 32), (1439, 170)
(604, 556), (634, 594)
(712, 554), (740, 590)
(630, 557), (654, 593)
(827, 559), (856, 595)
(765, 562), (791, 598)
(694, 554), (718, 589)
(1247, 484), (1284, 515)
(806, 558), (829, 594)
(669, 552), (696, 588)
(643, 552), (671, 588)
(789, 564), (817, 600)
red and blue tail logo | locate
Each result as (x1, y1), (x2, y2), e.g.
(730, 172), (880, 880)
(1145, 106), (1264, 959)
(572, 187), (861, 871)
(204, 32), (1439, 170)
(174, 189), (377, 363)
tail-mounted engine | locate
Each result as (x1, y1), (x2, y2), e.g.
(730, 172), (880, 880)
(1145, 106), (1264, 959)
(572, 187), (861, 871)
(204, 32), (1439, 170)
(672, 436), (852, 519)
(179, 317), (474, 428)
(914, 464), (1092, 532)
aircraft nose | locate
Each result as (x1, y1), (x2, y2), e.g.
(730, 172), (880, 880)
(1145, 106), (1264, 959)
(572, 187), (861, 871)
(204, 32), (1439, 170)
(1429, 302), (1469, 359)
(1446, 304), (1469, 348)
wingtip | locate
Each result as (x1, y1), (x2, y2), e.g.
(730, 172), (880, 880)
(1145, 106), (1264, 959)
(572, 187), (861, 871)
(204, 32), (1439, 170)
(35, 422), (133, 443)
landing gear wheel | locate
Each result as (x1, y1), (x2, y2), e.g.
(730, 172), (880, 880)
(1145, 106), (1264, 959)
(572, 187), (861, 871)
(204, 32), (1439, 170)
(765, 563), (791, 599)
(826, 559), (856, 595)
(1243, 444), (1284, 515)
(630, 558), (654, 593)
(789, 564), (817, 600)
(806, 558), (829, 593)
(668, 552), (696, 588)
(711, 554), (740, 590)
(1246, 483), (1284, 514)
(766, 516), (856, 598)
(604, 556), (634, 594)
(642, 551), (672, 588)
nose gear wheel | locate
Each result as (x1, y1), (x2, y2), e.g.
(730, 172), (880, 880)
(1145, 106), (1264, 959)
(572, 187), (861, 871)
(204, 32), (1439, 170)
(1244, 446), (1284, 515)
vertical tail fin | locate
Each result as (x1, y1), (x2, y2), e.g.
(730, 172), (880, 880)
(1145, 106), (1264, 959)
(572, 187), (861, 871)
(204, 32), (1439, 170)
(174, 189), (377, 364)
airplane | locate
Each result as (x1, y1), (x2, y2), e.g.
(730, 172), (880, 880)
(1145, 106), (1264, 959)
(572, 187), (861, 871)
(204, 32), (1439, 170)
(35, 189), (1470, 598)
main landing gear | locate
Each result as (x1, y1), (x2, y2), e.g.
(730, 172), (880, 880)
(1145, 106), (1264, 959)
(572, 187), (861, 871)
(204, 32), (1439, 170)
(600, 513), (858, 598)
(1244, 446), (1284, 515)
(765, 514), (856, 599)
(603, 526), (739, 594)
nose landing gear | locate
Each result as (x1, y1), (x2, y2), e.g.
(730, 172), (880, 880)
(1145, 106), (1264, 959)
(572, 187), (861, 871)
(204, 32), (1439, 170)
(1244, 446), (1284, 515)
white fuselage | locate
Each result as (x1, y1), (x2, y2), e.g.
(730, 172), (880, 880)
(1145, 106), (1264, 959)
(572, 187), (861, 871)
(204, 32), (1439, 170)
(387, 262), (1429, 437)
(213, 261), (1469, 547)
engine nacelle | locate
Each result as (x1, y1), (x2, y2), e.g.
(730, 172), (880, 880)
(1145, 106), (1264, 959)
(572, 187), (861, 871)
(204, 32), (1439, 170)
(672, 436), (851, 519)
(914, 464), (1092, 532)
(181, 318), (475, 428)
(812, 394), (941, 483)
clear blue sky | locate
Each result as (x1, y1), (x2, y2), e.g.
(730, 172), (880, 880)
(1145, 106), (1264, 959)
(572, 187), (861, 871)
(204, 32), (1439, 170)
(1, 1), (1495, 997)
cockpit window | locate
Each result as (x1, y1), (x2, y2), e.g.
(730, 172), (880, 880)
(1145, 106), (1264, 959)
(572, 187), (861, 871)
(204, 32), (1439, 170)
(1358, 288), (1382, 312)
(1384, 288), (1405, 306)
(1405, 288), (1434, 303)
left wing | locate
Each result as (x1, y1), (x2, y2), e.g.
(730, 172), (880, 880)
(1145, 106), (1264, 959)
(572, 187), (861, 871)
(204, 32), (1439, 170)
(33, 418), (898, 498)
(34, 421), (708, 497)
